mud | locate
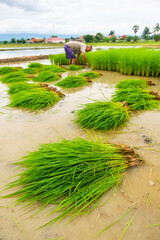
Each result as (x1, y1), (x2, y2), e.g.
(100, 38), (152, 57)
(0, 63), (160, 240)
(0, 55), (49, 64)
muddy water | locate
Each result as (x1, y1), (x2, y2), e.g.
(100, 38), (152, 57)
(0, 64), (160, 240)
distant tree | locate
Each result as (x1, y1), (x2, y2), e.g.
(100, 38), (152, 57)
(19, 38), (26, 44)
(95, 32), (104, 42)
(83, 34), (93, 43)
(126, 36), (133, 42)
(133, 35), (139, 42)
(132, 25), (139, 35)
(51, 35), (57, 38)
(70, 36), (76, 40)
(141, 27), (151, 40)
(3, 40), (8, 44)
(108, 30), (115, 35)
(10, 38), (16, 43)
(111, 36), (116, 42)
(153, 23), (160, 35)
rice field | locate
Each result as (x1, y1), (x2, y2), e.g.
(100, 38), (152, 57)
(50, 48), (160, 77)
(0, 60), (160, 240)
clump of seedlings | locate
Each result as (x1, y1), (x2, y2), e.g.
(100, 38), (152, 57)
(112, 88), (160, 111)
(68, 65), (83, 71)
(116, 79), (155, 89)
(8, 82), (41, 94)
(22, 68), (39, 74)
(33, 71), (60, 82)
(28, 62), (44, 70)
(43, 65), (66, 73)
(79, 71), (102, 79)
(3, 137), (142, 227)
(9, 89), (61, 110)
(1, 71), (29, 83)
(0, 66), (21, 75)
(74, 101), (129, 130)
(55, 76), (91, 88)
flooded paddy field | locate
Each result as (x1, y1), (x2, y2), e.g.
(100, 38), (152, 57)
(0, 61), (160, 240)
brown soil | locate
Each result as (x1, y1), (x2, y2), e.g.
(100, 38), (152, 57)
(0, 55), (49, 64)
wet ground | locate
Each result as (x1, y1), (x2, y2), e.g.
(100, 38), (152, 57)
(0, 61), (160, 240)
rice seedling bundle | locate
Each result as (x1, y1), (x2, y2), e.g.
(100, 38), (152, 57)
(55, 76), (90, 88)
(112, 88), (160, 111)
(43, 65), (66, 73)
(1, 72), (29, 83)
(68, 65), (83, 71)
(9, 89), (60, 110)
(22, 68), (38, 74)
(33, 71), (60, 82)
(116, 79), (149, 89)
(74, 101), (129, 130)
(0, 66), (20, 75)
(28, 62), (44, 70)
(4, 137), (142, 227)
(8, 82), (40, 94)
(78, 71), (101, 79)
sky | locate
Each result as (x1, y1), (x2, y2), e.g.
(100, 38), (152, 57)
(0, 0), (159, 37)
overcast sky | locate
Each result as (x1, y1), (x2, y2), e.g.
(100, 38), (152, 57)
(0, 0), (159, 36)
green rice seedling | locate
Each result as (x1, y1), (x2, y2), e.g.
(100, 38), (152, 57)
(22, 68), (38, 74)
(112, 88), (160, 111)
(28, 62), (44, 70)
(3, 138), (142, 227)
(116, 79), (149, 89)
(50, 53), (90, 66)
(8, 82), (41, 95)
(74, 101), (129, 130)
(55, 76), (90, 88)
(33, 71), (60, 82)
(78, 71), (101, 79)
(68, 65), (83, 71)
(1, 72), (29, 83)
(0, 66), (20, 75)
(43, 65), (66, 73)
(9, 89), (60, 110)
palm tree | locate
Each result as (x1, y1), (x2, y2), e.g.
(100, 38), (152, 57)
(132, 25), (139, 35)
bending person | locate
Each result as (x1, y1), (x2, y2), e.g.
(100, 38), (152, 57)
(64, 41), (92, 66)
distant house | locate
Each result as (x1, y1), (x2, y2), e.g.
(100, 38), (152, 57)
(117, 35), (127, 40)
(31, 38), (44, 43)
(45, 37), (65, 43)
(106, 34), (116, 38)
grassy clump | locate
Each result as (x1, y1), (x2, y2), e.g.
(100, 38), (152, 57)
(9, 89), (60, 110)
(28, 62), (44, 70)
(56, 76), (90, 88)
(0, 66), (20, 75)
(50, 53), (88, 65)
(112, 88), (160, 111)
(8, 82), (40, 94)
(79, 71), (101, 79)
(116, 79), (148, 89)
(68, 65), (83, 71)
(43, 65), (66, 73)
(4, 137), (142, 227)
(33, 71), (60, 82)
(22, 68), (38, 74)
(74, 101), (129, 130)
(1, 72), (29, 83)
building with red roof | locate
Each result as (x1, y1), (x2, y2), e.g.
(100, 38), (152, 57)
(45, 37), (65, 43)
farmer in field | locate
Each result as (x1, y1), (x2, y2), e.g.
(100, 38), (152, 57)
(64, 41), (92, 66)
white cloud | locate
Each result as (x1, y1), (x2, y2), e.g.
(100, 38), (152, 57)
(0, 0), (159, 36)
